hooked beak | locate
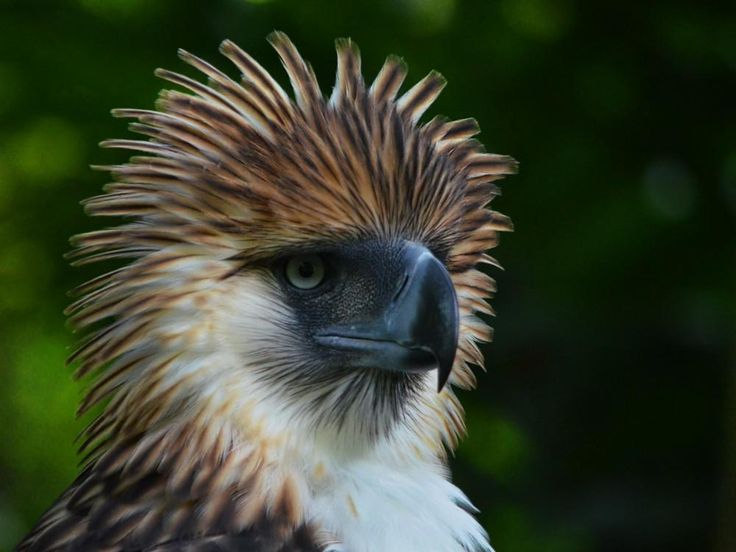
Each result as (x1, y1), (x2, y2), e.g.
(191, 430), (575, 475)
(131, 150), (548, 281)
(315, 243), (459, 391)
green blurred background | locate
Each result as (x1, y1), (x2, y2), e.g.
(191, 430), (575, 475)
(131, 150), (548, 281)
(0, 0), (734, 550)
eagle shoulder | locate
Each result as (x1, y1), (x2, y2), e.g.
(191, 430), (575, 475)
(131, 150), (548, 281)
(15, 427), (322, 552)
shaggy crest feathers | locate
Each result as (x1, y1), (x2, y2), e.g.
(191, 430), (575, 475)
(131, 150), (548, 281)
(20, 33), (515, 551)
(66, 32), (515, 460)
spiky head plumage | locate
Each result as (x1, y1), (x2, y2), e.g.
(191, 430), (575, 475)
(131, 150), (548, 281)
(65, 32), (515, 456)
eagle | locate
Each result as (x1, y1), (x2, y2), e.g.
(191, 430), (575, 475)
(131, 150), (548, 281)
(17, 33), (515, 551)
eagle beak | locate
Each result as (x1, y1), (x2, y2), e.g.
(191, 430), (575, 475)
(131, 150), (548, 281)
(315, 244), (459, 392)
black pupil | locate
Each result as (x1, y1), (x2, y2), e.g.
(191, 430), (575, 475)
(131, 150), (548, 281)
(298, 261), (315, 279)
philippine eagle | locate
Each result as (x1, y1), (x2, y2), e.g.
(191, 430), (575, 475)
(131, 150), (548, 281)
(17, 33), (516, 551)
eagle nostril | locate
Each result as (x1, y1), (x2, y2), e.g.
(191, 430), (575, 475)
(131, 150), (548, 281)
(392, 273), (410, 303)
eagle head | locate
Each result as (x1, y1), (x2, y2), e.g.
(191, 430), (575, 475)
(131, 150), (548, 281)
(32, 32), (517, 552)
(69, 32), (515, 453)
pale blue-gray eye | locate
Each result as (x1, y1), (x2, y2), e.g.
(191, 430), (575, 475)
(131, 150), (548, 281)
(285, 255), (326, 289)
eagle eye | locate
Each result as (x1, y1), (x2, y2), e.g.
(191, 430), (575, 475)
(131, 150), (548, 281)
(284, 254), (326, 290)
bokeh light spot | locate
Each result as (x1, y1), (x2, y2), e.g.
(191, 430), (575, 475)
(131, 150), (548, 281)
(77, 0), (161, 18)
(398, 0), (456, 33)
(499, 0), (572, 41)
(0, 240), (52, 312)
(461, 409), (530, 481)
(643, 158), (697, 220)
(6, 118), (84, 184)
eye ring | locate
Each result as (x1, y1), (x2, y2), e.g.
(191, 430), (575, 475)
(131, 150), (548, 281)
(284, 254), (326, 290)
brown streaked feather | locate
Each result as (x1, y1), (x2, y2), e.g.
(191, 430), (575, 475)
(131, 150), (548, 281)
(219, 38), (294, 119)
(268, 31), (323, 118)
(396, 70), (446, 124)
(17, 424), (321, 551)
(369, 55), (407, 105)
(331, 38), (363, 106)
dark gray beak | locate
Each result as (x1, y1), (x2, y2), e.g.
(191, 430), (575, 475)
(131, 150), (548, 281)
(315, 243), (459, 391)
